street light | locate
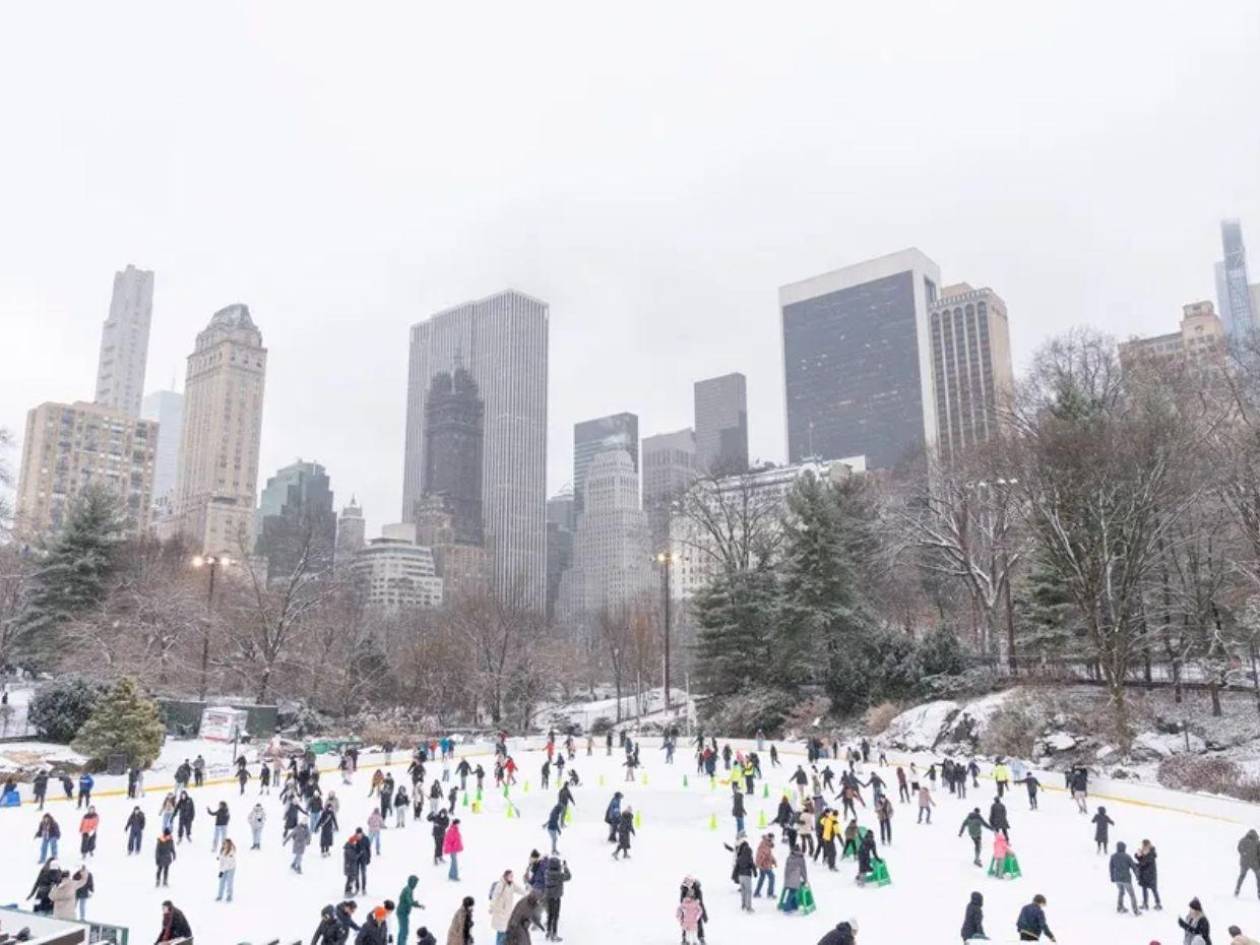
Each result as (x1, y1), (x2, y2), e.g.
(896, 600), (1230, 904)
(191, 554), (232, 703)
(655, 550), (673, 714)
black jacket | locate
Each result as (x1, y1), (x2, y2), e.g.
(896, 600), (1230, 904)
(155, 836), (176, 865)
(988, 800), (1008, 830)
(125, 811), (146, 833)
(312, 914), (349, 945)
(816, 922), (855, 945)
(354, 915), (388, 945)
(208, 805), (230, 826)
(732, 792), (745, 818)
(960, 892), (984, 940)
(1092, 811), (1113, 842)
(1135, 847), (1158, 887)
(1177, 913), (1211, 944)
(544, 857), (571, 898)
(733, 842), (756, 877)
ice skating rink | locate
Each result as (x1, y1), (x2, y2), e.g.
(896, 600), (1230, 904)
(1, 741), (1256, 944)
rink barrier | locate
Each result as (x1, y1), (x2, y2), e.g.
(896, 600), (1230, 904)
(8, 747), (498, 809)
(14, 734), (1257, 827)
(726, 738), (1260, 826)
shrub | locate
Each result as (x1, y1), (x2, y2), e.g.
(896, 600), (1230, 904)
(590, 717), (614, 736)
(918, 627), (966, 677)
(72, 677), (166, 769)
(980, 697), (1042, 759)
(1157, 755), (1260, 802)
(699, 687), (797, 736)
(28, 677), (107, 743)
(864, 701), (902, 736)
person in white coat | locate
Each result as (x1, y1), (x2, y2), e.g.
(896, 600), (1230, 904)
(489, 868), (529, 945)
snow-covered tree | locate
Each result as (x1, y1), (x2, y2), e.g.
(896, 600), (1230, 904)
(72, 676), (165, 768)
(16, 484), (123, 669)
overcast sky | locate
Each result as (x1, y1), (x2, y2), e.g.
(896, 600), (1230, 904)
(2, 2), (1258, 536)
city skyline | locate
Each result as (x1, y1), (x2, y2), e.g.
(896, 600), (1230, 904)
(2, 3), (1258, 539)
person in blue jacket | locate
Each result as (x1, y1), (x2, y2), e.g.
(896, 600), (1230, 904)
(1016, 894), (1056, 941)
(77, 772), (94, 809)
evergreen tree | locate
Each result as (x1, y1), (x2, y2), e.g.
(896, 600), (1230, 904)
(1015, 549), (1085, 663)
(16, 484), (122, 668)
(776, 472), (872, 701)
(692, 567), (778, 697)
(72, 676), (166, 768)
(28, 677), (107, 743)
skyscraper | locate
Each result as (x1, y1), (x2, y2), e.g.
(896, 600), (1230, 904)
(141, 389), (184, 512)
(14, 401), (157, 540)
(1215, 219), (1257, 337)
(694, 374), (748, 474)
(94, 265), (154, 419)
(641, 428), (696, 552)
(927, 284), (1014, 460)
(335, 496), (366, 566)
(173, 304), (267, 556)
(256, 460), (336, 581)
(422, 365), (484, 546)
(559, 450), (654, 625)
(573, 413), (638, 516)
(544, 487), (577, 620)
(402, 290), (548, 609)
(781, 248), (941, 469)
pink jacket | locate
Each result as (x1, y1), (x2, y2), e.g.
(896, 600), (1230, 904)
(443, 823), (464, 855)
(677, 897), (703, 933)
(993, 833), (1010, 860)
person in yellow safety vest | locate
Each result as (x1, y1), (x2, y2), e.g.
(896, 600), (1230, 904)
(992, 761), (1012, 799)
(819, 809), (841, 871)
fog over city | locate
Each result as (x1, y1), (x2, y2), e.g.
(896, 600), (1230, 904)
(2, 1), (1258, 533)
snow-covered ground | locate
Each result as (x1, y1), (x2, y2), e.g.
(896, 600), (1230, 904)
(1, 737), (1259, 944)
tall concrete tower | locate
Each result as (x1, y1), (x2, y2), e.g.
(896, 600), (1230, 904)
(402, 290), (548, 610)
(173, 304), (267, 555)
(94, 264), (154, 418)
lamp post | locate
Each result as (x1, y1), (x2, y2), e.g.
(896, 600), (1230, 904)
(656, 551), (673, 714)
(191, 554), (231, 703)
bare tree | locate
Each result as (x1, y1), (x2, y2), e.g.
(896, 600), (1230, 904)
(226, 525), (331, 703)
(675, 467), (785, 577)
(1010, 329), (1206, 745)
(895, 442), (1026, 664)
(450, 579), (547, 725)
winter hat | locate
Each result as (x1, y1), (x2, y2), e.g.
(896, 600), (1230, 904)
(1230, 928), (1243, 937)
(373, 907), (387, 921)
(1189, 897), (1202, 911)
(462, 896), (475, 908)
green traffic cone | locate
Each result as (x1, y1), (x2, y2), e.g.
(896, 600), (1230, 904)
(564, 805), (573, 825)
(462, 792), (469, 808)
(634, 809), (642, 829)
(503, 784), (510, 798)
(762, 784), (769, 799)
(757, 810), (767, 829)
(683, 775), (689, 788)
(524, 780), (530, 793)
(708, 813), (717, 831)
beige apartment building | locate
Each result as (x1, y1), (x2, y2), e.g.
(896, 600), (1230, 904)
(1119, 301), (1227, 374)
(172, 304), (267, 556)
(928, 283), (1015, 460)
(15, 400), (158, 540)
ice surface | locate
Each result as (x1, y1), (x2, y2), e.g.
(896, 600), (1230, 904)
(0, 737), (1257, 944)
